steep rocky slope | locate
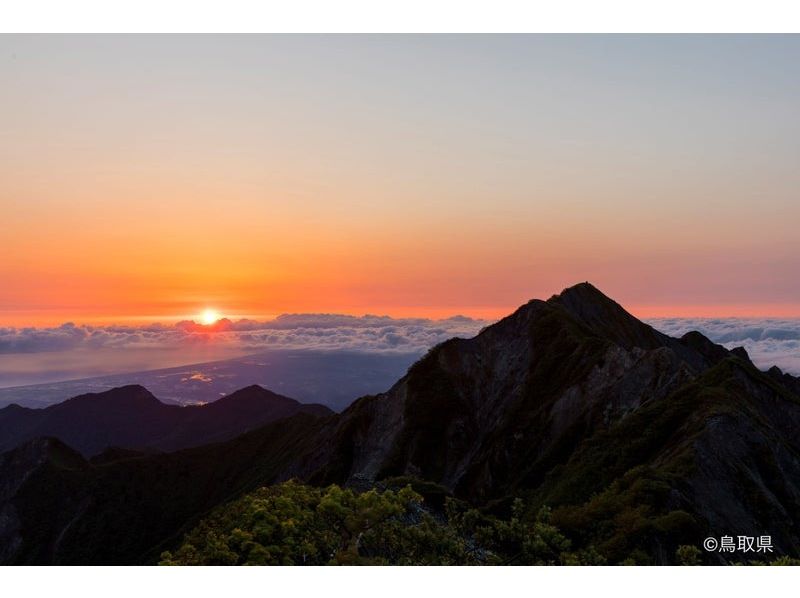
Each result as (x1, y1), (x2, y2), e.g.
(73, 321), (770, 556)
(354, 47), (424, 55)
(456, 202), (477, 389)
(308, 284), (719, 496)
(302, 283), (800, 561)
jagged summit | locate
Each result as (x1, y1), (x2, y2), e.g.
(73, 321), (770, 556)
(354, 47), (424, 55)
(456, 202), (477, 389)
(548, 281), (629, 320)
(547, 282), (677, 352)
(464, 282), (706, 372)
(549, 280), (605, 300)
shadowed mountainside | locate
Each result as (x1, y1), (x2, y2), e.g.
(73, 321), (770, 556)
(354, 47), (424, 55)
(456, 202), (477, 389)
(0, 384), (332, 456)
(303, 283), (800, 561)
(0, 412), (330, 564)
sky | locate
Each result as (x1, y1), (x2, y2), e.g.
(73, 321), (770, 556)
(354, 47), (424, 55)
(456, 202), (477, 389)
(2, 34), (800, 327)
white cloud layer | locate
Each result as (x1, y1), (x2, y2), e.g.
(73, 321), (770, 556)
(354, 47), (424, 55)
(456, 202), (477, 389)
(0, 314), (488, 356)
(1, 316), (798, 388)
(649, 318), (800, 375)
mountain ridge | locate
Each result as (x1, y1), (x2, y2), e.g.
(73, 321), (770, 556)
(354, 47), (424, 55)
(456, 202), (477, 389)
(297, 282), (800, 562)
(2, 282), (800, 564)
(0, 384), (333, 457)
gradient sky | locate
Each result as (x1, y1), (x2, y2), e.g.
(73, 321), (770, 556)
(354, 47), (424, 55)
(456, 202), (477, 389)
(2, 34), (799, 326)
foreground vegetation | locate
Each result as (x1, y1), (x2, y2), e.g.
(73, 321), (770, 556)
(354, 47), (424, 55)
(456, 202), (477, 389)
(161, 478), (800, 566)
(160, 479), (608, 565)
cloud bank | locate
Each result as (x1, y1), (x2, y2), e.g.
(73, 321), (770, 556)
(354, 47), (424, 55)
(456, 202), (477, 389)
(0, 314), (489, 356)
(649, 318), (800, 375)
(2, 316), (798, 389)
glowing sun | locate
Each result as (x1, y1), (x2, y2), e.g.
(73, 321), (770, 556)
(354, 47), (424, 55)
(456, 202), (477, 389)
(199, 308), (221, 325)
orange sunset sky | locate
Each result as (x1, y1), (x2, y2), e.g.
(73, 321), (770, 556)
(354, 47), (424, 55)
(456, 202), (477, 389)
(2, 35), (800, 326)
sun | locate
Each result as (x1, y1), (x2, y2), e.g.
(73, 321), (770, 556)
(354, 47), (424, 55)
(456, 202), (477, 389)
(199, 308), (221, 325)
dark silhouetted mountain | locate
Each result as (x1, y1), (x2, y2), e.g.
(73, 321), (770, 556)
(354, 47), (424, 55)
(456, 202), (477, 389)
(0, 384), (332, 457)
(2, 282), (800, 564)
(304, 282), (800, 561)
(0, 413), (328, 564)
(308, 283), (715, 493)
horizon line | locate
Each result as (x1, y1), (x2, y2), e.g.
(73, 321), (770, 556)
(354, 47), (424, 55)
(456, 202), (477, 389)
(4, 303), (800, 329)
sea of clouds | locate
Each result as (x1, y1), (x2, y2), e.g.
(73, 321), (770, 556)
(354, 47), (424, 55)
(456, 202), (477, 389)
(648, 318), (800, 375)
(2, 315), (798, 388)
(0, 314), (491, 388)
(2, 315), (799, 371)
(0, 313), (489, 357)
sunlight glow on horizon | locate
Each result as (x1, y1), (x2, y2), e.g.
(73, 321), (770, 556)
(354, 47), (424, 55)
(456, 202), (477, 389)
(199, 309), (222, 326)
(3, 300), (800, 330)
